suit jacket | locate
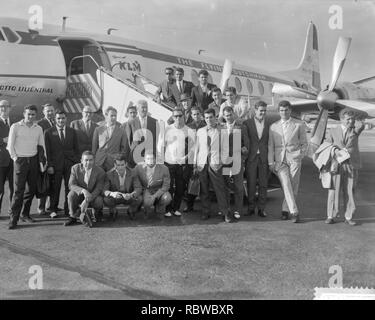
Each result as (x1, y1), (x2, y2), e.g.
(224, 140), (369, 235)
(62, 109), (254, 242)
(0, 119), (11, 167)
(92, 123), (130, 167)
(70, 119), (98, 156)
(324, 122), (364, 169)
(191, 83), (216, 111)
(155, 80), (177, 107)
(134, 163), (170, 197)
(45, 126), (80, 171)
(221, 119), (247, 159)
(120, 121), (132, 148)
(243, 117), (270, 163)
(68, 163), (105, 199)
(37, 118), (54, 132)
(103, 167), (142, 197)
(171, 80), (194, 105)
(128, 116), (158, 159)
(268, 118), (308, 166)
(187, 120), (206, 131)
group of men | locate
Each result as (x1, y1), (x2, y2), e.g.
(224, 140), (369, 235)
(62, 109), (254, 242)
(0, 66), (364, 229)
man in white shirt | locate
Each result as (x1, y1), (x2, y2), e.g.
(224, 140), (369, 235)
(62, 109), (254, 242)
(219, 87), (250, 122)
(7, 105), (46, 229)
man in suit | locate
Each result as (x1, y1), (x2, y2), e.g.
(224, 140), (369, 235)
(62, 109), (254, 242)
(243, 100), (270, 217)
(37, 103), (55, 215)
(0, 100), (13, 217)
(172, 67), (194, 105)
(208, 88), (224, 119)
(103, 153), (142, 220)
(194, 108), (231, 222)
(92, 106), (130, 172)
(221, 106), (248, 220)
(268, 100), (308, 223)
(183, 106), (206, 213)
(155, 67), (177, 107)
(120, 104), (138, 148)
(324, 108), (365, 226)
(70, 105), (98, 156)
(134, 152), (171, 216)
(65, 151), (105, 227)
(45, 110), (80, 218)
(191, 69), (216, 111)
(219, 86), (250, 122)
(128, 100), (159, 165)
(167, 94), (193, 125)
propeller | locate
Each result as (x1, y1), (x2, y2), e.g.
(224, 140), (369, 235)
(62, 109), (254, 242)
(219, 59), (233, 94)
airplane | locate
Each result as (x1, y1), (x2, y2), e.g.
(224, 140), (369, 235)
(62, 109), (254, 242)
(1, 16), (375, 135)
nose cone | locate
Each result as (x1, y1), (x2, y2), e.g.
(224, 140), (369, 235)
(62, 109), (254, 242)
(317, 90), (339, 110)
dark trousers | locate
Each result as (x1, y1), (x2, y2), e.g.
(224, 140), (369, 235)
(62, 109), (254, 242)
(0, 161), (13, 214)
(224, 165), (244, 213)
(10, 155), (38, 222)
(103, 196), (143, 214)
(50, 164), (72, 213)
(183, 164), (196, 209)
(247, 155), (268, 211)
(198, 164), (229, 215)
(165, 163), (185, 212)
(67, 191), (103, 217)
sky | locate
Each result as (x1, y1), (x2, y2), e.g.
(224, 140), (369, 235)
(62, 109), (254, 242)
(2, 0), (375, 86)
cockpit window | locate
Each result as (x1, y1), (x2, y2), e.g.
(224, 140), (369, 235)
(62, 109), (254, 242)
(2, 27), (20, 43)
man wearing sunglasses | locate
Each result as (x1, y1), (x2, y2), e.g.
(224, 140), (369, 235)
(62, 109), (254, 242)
(155, 67), (177, 107)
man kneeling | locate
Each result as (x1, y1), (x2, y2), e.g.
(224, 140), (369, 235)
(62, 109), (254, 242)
(103, 153), (142, 220)
(65, 151), (105, 227)
(134, 152), (172, 217)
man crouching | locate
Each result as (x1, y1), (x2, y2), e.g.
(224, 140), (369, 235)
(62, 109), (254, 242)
(103, 153), (143, 220)
(65, 151), (105, 227)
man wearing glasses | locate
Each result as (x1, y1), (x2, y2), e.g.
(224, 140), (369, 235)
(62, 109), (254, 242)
(155, 67), (177, 107)
(70, 105), (98, 156)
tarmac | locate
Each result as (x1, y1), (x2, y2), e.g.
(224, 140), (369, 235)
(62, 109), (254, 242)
(0, 130), (374, 300)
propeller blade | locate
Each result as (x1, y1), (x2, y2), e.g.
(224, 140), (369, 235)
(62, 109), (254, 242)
(272, 83), (317, 100)
(336, 99), (375, 118)
(328, 37), (351, 91)
(220, 59), (233, 93)
(307, 108), (329, 158)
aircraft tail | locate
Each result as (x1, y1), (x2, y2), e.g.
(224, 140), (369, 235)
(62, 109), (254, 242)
(281, 22), (321, 92)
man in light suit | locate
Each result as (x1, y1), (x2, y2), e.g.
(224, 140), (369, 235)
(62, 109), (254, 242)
(324, 108), (365, 226)
(194, 108), (231, 222)
(155, 67), (177, 107)
(243, 100), (270, 217)
(128, 100), (159, 165)
(103, 153), (143, 220)
(65, 151), (105, 227)
(191, 69), (216, 111)
(134, 152), (171, 216)
(268, 100), (307, 223)
(70, 105), (98, 156)
(92, 106), (130, 172)
(0, 100), (13, 217)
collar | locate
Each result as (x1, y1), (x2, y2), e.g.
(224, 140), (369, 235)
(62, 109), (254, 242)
(254, 117), (264, 124)
(116, 169), (126, 178)
(20, 119), (38, 127)
(281, 118), (291, 125)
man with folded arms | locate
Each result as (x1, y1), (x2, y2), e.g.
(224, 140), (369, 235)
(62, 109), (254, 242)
(103, 153), (143, 220)
(65, 151), (105, 227)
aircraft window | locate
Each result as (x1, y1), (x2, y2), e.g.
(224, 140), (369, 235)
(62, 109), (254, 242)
(0, 30), (4, 41)
(258, 81), (264, 96)
(2, 27), (20, 43)
(246, 79), (253, 95)
(191, 69), (199, 86)
(235, 77), (242, 93)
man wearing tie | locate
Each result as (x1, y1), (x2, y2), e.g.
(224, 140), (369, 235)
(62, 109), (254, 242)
(45, 110), (80, 218)
(65, 151), (105, 227)
(172, 67), (194, 105)
(324, 108), (365, 226)
(242, 100), (270, 217)
(194, 108), (231, 222)
(92, 106), (130, 172)
(0, 100), (13, 217)
(268, 100), (308, 223)
(134, 152), (171, 217)
(70, 105), (98, 156)
(37, 103), (55, 215)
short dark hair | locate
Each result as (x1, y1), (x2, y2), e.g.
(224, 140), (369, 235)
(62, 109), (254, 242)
(225, 86), (236, 95)
(204, 108), (216, 116)
(175, 67), (184, 74)
(172, 107), (184, 115)
(165, 67), (174, 74)
(190, 106), (201, 114)
(212, 87), (222, 94)
(81, 150), (94, 158)
(198, 69), (209, 77)
(114, 153), (127, 163)
(340, 108), (355, 119)
(104, 106), (117, 115)
(278, 100), (291, 110)
(42, 103), (54, 110)
(55, 109), (66, 116)
(254, 100), (267, 109)
(24, 104), (37, 112)
(223, 106), (234, 114)
(127, 104), (137, 112)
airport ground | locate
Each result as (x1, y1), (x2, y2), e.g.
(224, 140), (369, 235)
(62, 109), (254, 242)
(0, 131), (374, 300)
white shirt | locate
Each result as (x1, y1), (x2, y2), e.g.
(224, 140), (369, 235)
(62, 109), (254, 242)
(117, 170), (126, 188)
(281, 118), (291, 139)
(84, 168), (92, 185)
(177, 81), (183, 92)
(254, 117), (265, 153)
(56, 126), (66, 141)
(0, 117), (9, 126)
(164, 125), (193, 165)
(106, 123), (115, 139)
(83, 120), (91, 132)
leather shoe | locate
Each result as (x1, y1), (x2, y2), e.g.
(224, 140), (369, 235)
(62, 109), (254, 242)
(258, 209), (267, 218)
(345, 219), (356, 226)
(8, 221), (16, 229)
(325, 218), (334, 224)
(201, 213), (210, 220)
(64, 217), (77, 226)
(281, 211), (289, 220)
(20, 216), (35, 223)
(224, 213), (234, 223)
(245, 209), (255, 216)
(291, 214), (300, 223)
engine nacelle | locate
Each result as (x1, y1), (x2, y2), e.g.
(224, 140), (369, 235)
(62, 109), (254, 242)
(335, 82), (375, 102)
